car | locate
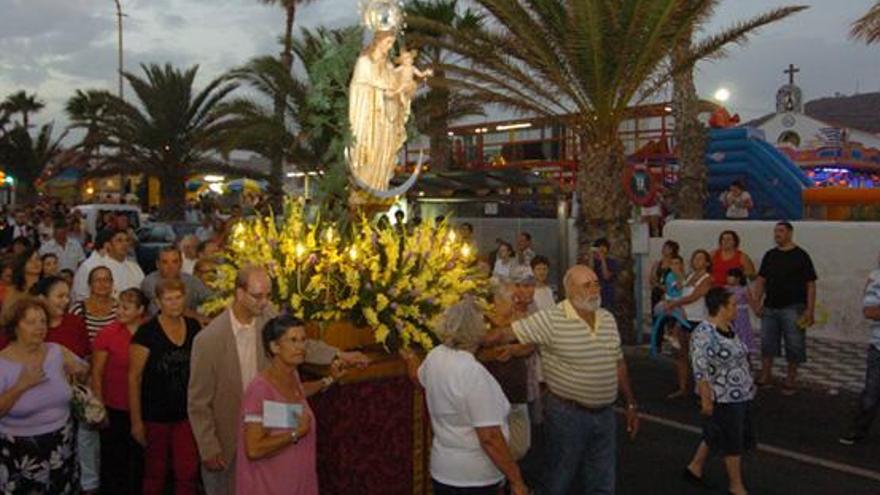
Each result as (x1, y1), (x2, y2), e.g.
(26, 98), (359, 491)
(134, 222), (200, 272)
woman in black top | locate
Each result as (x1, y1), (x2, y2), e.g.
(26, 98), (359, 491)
(129, 278), (201, 495)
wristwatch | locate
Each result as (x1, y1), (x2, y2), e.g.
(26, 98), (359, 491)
(321, 376), (335, 389)
(290, 430), (299, 444)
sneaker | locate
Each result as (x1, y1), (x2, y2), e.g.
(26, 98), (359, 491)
(839, 434), (863, 446)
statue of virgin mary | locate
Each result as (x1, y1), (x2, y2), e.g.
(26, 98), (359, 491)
(347, 30), (409, 192)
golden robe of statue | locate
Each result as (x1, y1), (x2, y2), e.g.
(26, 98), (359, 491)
(348, 31), (408, 192)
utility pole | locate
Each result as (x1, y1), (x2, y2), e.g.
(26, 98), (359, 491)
(113, 0), (124, 99)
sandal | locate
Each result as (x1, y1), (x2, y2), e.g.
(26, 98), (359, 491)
(682, 467), (704, 486)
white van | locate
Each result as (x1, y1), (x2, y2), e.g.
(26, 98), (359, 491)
(72, 204), (143, 239)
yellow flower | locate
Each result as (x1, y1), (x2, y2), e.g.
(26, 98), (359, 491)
(363, 307), (379, 327)
(376, 293), (389, 312)
(374, 324), (390, 344)
(203, 196), (480, 349)
(290, 293), (303, 310)
(339, 295), (359, 310)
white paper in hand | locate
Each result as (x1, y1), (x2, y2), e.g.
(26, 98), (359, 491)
(262, 400), (303, 429)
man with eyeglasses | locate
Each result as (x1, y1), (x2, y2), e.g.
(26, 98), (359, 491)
(188, 265), (369, 495)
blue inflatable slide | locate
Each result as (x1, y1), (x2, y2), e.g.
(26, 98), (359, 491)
(705, 127), (812, 220)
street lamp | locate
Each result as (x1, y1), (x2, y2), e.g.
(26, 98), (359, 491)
(113, 0), (125, 99)
(714, 87), (731, 103)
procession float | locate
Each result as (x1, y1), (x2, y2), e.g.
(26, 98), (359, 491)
(204, 1), (481, 493)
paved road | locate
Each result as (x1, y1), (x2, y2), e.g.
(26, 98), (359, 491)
(607, 349), (880, 494)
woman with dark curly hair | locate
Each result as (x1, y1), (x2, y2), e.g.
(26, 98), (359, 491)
(710, 230), (756, 287)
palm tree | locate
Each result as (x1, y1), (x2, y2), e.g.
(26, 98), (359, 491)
(0, 91), (61, 199)
(405, 0), (485, 171)
(671, 24), (707, 220)
(67, 63), (261, 220)
(218, 27), (363, 219)
(413, 0), (806, 335)
(0, 123), (65, 198)
(65, 90), (114, 156)
(2, 91), (45, 129)
(257, 0), (317, 205)
(0, 106), (11, 141)
(257, 0), (317, 69)
(216, 56), (303, 161)
(852, 2), (880, 44)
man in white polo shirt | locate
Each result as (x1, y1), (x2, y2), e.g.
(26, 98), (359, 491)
(487, 264), (639, 495)
(72, 228), (145, 301)
(39, 218), (86, 272)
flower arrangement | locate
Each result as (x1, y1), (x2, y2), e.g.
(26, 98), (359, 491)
(202, 199), (485, 352)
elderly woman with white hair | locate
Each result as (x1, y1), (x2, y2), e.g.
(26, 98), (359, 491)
(415, 298), (529, 495)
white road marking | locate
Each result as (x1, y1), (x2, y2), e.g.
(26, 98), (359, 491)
(617, 408), (880, 483)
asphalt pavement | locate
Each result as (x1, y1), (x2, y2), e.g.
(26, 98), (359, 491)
(608, 348), (880, 494)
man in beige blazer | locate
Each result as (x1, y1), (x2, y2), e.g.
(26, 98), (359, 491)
(188, 265), (368, 494)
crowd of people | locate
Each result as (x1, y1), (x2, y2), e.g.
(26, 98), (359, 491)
(0, 200), (370, 494)
(414, 219), (877, 495)
(387, 222), (638, 495)
(1, 198), (878, 495)
(648, 221), (822, 494)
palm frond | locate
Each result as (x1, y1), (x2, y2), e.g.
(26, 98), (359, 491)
(851, 1), (880, 44)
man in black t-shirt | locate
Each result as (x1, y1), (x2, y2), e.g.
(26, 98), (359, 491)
(753, 221), (817, 395)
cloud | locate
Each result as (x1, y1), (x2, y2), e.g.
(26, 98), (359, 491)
(0, 0), (113, 40)
(159, 14), (188, 30)
(3, 0), (878, 142)
(0, 0), (115, 90)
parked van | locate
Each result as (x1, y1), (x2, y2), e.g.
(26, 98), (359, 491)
(72, 204), (143, 239)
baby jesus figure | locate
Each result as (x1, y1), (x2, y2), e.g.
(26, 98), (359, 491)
(391, 49), (433, 108)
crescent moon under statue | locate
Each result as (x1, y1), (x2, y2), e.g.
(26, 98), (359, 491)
(346, 148), (424, 199)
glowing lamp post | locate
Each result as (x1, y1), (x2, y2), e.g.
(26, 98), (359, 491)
(714, 87), (731, 103)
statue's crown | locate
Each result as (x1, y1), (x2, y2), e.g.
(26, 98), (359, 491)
(359, 0), (405, 32)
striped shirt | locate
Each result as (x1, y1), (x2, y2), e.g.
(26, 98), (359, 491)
(71, 300), (118, 343)
(512, 300), (622, 408)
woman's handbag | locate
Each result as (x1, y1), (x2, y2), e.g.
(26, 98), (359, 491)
(70, 382), (107, 428)
(506, 404), (531, 461)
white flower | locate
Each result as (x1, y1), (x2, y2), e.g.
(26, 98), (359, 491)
(33, 460), (50, 484)
(48, 448), (64, 470)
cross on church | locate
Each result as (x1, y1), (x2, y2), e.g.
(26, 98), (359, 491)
(784, 63), (800, 85)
